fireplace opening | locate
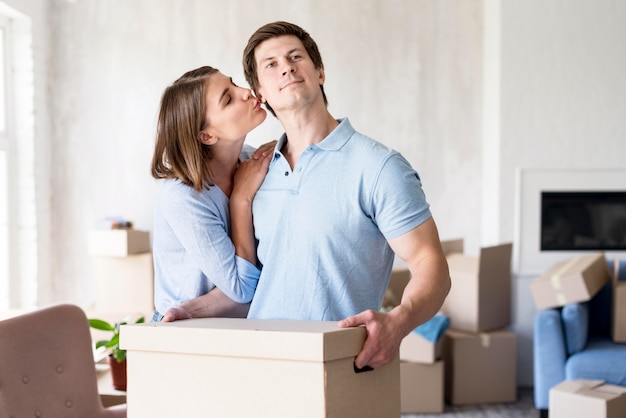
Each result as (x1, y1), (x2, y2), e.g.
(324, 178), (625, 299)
(541, 191), (626, 251)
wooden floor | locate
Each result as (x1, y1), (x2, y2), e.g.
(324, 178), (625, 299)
(402, 388), (538, 418)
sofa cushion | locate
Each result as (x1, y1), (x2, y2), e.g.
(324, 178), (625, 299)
(565, 336), (626, 386)
(562, 302), (589, 355)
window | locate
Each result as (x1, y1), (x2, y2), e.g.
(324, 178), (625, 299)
(0, 6), (36, 310)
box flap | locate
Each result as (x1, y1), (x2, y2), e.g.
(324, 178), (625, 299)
(120, 318), (366, 362)
(478, 243), (512, 281)
(554, 379), (605, 394)
(446, 253), (479, 276)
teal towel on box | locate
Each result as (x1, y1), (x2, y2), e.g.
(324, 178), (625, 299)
(412, 313), (450, 343)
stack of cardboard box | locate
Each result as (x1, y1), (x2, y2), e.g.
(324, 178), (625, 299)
(88, 228), (154, 315)
(439, 240), (517, 405)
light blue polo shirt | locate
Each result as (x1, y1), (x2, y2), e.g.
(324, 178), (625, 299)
(248, 118), (431, 320)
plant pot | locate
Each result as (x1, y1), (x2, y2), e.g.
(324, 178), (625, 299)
(107, 355), (127, 391)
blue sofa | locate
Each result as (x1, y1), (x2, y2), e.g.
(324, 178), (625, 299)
(533, 259), (626, 417)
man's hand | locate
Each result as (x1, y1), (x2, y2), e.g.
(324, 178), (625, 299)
(338, 309), (405, 369)
(162, 306), (192, 322)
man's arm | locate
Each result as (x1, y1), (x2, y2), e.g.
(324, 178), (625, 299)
(339, 217), (451, 369)
(162, 287), (250, 322)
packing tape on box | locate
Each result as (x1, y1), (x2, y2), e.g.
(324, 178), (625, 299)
(480, 333), (490, 348)
(550, 258), (578, 290)
(556, 293), (567, 305)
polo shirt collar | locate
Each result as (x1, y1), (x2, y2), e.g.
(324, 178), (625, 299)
(274, 118), (353, 156)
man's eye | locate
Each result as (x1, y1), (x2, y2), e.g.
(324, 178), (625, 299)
(266, 62), (275, 69)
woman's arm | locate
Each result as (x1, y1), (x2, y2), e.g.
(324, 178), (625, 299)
(162, 287), (250, 321)
(230, 142), (274, 264)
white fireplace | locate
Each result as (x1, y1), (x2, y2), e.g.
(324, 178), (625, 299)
(514, 168), (626, 277)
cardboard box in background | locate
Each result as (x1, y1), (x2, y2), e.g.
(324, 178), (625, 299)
(530, 252), (610, 310)
(612, 259), (626, 343)
(385, 267), (411, 309)
(443, 329), (517, 405)
(441, 238), (464, 256)
(441, 243), (513, 332)
(549, 379), (626, 418)
(93, 252), (154, 315)
(121, 318), (401, 418)
(387, 238), (463, 308)
(400, 330), (443, 364)
(88, 229), (151, 257)
(400, 360), (444, 414)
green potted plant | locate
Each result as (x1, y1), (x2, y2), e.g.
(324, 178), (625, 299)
(89, 315), (145, 391)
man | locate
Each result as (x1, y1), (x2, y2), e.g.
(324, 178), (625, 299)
(165, 21), (450, 370)
(241, 21), (450, 369)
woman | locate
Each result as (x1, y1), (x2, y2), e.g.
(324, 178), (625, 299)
(150, 66), (273, 322)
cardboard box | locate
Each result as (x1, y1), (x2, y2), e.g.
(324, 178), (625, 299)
(400, 330), (443, 364)
(441, 238), (464, 256)
(93, 252), (154, 314)
(88, 229), (151, 257)
(386, 238), (463, 309)
(120, 318), (400, 418)
(441, 243), (513, 332)
(443, 329), (517, 405)
(400, 360), (444, 413)
(384, 267), (411, 310)
(530, 253), (610, 310)
(612, 259), (626, 343)
(549, 379), (626, 418)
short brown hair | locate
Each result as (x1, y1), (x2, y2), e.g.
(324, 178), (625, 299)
(151, 66), (217, 192)
(243, 21), (327, 117)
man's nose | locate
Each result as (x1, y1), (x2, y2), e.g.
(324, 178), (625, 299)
(282, 65), (295, 76)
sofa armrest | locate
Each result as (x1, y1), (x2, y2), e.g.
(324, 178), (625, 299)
(561, 302), (589, 355)
(534, 308), (568, 410)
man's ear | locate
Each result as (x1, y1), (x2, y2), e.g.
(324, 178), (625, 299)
(198, 130), (217, 146)
(318, 67), (325, 85)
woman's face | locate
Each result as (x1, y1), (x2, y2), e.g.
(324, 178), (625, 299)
(201, 72), (267, 142)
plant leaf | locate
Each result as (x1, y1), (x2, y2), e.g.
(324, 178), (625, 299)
(95, 340), (108, 349)
(89, 318), (115, 331)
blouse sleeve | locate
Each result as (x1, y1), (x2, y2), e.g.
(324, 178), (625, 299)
(161, 183), (260, 303)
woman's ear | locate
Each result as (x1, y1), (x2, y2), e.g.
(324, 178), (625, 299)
(198, 130), (217, 145)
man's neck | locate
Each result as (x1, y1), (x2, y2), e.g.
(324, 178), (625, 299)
(278, 107), (339, 169)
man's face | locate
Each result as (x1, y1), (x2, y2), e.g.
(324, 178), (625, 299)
(254, 35), (325, 114)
